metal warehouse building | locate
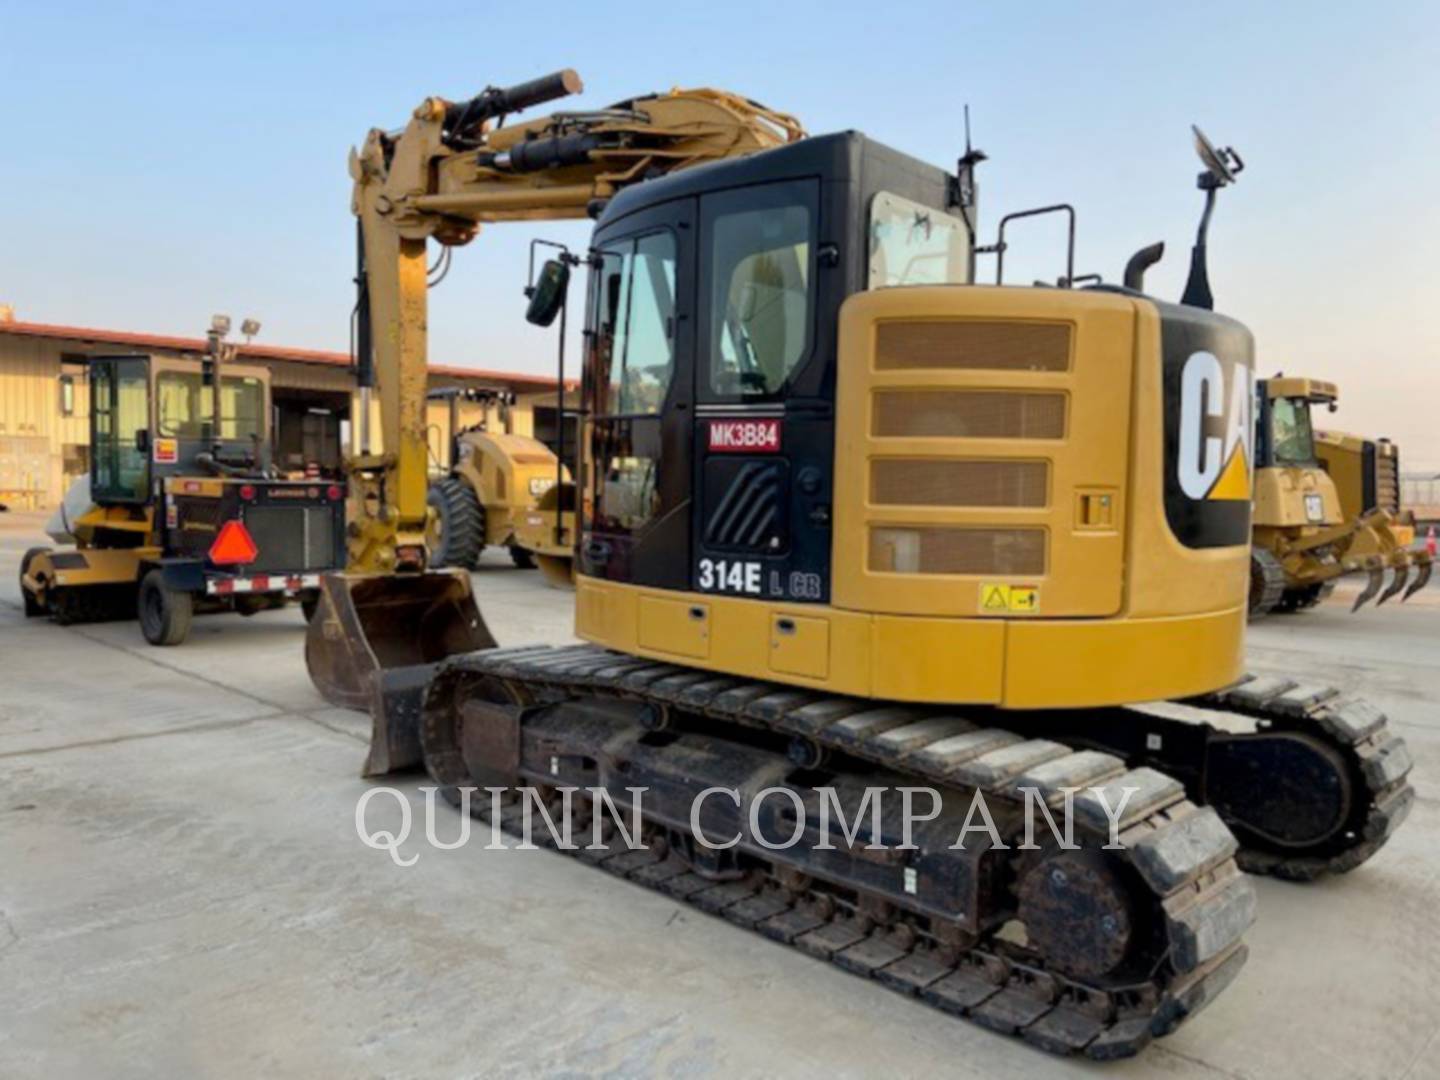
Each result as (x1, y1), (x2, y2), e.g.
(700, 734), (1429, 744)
(0, 312), (575, 509)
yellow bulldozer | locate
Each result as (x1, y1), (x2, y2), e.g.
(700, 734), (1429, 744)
(1316, 427), (1417, 546)
(1249, 377), (1430, 614)
(302, 73), (1413, 1059)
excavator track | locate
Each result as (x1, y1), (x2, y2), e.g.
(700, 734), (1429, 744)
(1189, 675), (1415, 880)
(410, 644), (1255, 1060)
(971, 676), (1413, 883)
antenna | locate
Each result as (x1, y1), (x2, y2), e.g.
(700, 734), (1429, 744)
(1180, 125), (1245, 309)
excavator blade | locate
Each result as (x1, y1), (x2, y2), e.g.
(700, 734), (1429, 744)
(1376, 562), (1410, 606)
(1351, 563), (1385, 612)
(304, 568), (496, 724)
(1403, 557), (1432, 602)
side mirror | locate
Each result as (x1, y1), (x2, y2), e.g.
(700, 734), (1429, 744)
(525, 259), (571, 327)
(135, 428), (151, 454)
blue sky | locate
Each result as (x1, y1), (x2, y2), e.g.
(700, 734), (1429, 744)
(3, 2), (1438, 464)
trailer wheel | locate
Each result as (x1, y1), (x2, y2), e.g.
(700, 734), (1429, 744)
(300, 591), (320, 622)
(138, 569), (194, 646)
(508, 545), (536, 569)
(426, 477), (485, 569)
(19, 547), (50, 617)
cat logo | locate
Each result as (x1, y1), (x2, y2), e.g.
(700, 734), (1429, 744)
(1160, 312), (1254, 549)
(1177, 350), (1254, 502)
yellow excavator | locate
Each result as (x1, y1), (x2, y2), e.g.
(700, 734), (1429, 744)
(1249, 377), (1430, 614)
(305, 74), (1413, 1060)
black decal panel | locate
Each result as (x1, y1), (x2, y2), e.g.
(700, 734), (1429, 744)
(1159, 302), (1256, 549)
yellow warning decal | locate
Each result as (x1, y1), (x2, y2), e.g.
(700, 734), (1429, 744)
(978, 583), (1041, 614)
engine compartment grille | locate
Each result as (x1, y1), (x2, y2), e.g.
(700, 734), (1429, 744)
(875, 321), (1071, 372)
(871, 459), (1048, 508)
(869, 526), (1046, 576)
(1376, 449), (1400, 514)
(873, 390), (1066, 439)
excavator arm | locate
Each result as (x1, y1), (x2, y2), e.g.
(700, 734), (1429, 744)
(345, 70), (800, 571)
(307, 70), (802, 710)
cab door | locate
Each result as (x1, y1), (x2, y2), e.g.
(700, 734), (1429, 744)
(90, 356), (152, 504)
(581, 198), (695, 589)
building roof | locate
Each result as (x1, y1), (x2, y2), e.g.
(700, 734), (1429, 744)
(0, 319), (574, 391)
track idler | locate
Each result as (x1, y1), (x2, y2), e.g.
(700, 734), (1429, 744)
(304, 568), (496, 734)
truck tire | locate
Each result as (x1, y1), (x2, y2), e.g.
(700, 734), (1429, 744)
(426, 477), (485, 569)
(508, 544), (536, 569)
(19, 547), (49, 617)
(300, 591), (320, 622)
(138, 568), (194, 646)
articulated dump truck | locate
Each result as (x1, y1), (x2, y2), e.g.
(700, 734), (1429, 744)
(303, 74), (1414, 1060)
(1250, 377), (1430, 614)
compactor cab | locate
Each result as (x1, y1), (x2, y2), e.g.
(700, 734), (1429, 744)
(20, 351), (347, 643)
(1250, 377), (1429, 613)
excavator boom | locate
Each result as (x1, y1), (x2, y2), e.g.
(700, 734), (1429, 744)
(306, 70), (803, 712)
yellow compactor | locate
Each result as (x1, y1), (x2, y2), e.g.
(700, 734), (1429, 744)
(426, 428), (563, 573)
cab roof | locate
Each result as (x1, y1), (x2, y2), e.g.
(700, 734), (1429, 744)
(1265, 376), (1338, 404)
(596, 130), (953, 229)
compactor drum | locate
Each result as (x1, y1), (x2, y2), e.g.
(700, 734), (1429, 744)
(310, 75), (1412, 1059)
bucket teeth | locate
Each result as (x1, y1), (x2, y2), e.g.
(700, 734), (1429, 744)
(1376, 563), (1409, 606)
(1403, 556), (1432, 602)
(1351, 563), (1385, 611)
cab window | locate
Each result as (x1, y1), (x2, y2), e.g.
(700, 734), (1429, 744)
(703, 181), (816, 399)
(868, 191), (970, 288)
(91, 358), (151, 501)
(157, 372), (266, 440)
(1270, 398), (1315, 465)
(594, 230), (677, 417)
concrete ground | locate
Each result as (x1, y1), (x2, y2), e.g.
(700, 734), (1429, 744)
(0, 507), (1436, 1080)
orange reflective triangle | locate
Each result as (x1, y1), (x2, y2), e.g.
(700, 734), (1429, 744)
(210, 520), (259, 564)
(1208, 445), (1251, 500)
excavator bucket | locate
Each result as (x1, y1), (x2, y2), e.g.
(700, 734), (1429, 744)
(305, 567), (496, 723)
